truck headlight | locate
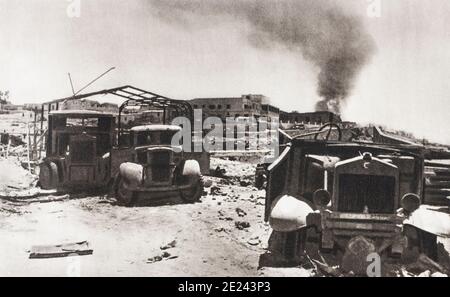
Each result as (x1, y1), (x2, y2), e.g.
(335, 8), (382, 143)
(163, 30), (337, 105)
(401, 193), (421, 213)
(313, 189), (331, 208)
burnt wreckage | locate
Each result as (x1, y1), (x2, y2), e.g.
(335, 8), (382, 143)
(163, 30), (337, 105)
(264, 133), (450, 272)
(39, 110), (116, 190)
(111, 92), (207, 206)
(39, 86), (209, 204)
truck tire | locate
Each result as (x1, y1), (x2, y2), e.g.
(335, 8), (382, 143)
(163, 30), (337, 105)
(404, 225), (438, 261)
(115, 175), (136, 206)
(418, 229), (438, 261)
(268, 229), (306, 263)
(180, 177), (204, 203)
(39, 162), (58, 190)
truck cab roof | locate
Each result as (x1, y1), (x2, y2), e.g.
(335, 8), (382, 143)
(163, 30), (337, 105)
(49, 110), (116, 117)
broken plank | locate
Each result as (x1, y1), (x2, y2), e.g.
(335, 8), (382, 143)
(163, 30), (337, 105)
(29, 241), (93, 259)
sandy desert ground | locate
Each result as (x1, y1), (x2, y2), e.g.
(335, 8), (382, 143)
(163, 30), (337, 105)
(0, 157), (448, 277)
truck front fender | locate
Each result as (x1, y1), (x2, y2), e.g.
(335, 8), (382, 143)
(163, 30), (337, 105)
(404, 206), (450, 238)
(119, 162), (143, 188)
(269, 194), (315, 232)
(182, 160), (201, 177)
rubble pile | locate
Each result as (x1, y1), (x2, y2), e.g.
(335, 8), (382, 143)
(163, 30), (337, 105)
(200, 157), (271, 260)
(270, 240), (450, 277)
(210, 157), (258, 178)
(0, 159), (37, 194)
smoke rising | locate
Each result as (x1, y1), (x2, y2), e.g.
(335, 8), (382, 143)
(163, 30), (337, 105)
(151, 0), (376, 114)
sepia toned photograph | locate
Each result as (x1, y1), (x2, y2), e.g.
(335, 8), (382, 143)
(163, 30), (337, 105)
(0, 0), (449, 281)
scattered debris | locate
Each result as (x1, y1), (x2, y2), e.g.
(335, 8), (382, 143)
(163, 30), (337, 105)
(209, 157), (259, 178)
(147, 255), (163, 264)
(400, 267), (415, 277)
(235, 207), (247, 217)
(431, 271), (448, 277)
(0, 206), (25, 215)
(311, 258), (342, 277)
(36, 194), (70, 203)
(167, 255), (179, 260)
(239, 180), (251, 187)
(211, 166), (226, 178)
(147, 250), (179, 264)
(235, 221), (250, 230)
(418, 270), (431, 277)
(160, 240), (177, 250)
(29, 241), (93, 259)
(407, 253), (449, 275)
(0, 188), (58, 201)
(210, 186), (222, 195)
(247, 236), (261, 246)
(203, 179), (213, 188)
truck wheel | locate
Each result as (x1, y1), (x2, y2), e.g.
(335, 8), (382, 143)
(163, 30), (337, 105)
(115, 175), (135, 206)
(268, 230), (306, 263)
(39, 162), (58, 190)
(180, 177), (204, 203)
(418, 230), (438, 261)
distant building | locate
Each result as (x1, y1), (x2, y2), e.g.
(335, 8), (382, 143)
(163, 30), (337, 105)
(189, 94), (270, 121)
(0, 103), (21, 111)
(279, 111), (341, 125)
(187, 95), (279, 151)
(43, 98), (119, 114)
(341, 121), (357, 129)
(261, 104), (279, 120)
(23, 103), (43, 111)
(98, 102), (120, 113)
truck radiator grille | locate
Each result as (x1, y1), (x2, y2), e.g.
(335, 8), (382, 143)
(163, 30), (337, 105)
(338, 174), (395, 214)
(151, 151), (171, 182)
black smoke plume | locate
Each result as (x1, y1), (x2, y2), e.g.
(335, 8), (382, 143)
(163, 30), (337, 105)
(150, 0), (376, 114)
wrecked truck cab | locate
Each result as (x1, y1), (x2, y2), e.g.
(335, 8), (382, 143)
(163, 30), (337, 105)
(264, 139), (450, 266)
(39, 110), (116, 191)
(113, 124), (204, 206)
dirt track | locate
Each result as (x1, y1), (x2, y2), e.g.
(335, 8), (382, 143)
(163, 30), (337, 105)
(0, 157), (449, 277)
(0, 158), (281, 277)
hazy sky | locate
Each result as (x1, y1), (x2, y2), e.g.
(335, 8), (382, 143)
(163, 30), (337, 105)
(1, 0), (449, 143)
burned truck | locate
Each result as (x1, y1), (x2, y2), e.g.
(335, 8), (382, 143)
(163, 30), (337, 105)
(109, 87), (209, 206)
(112, 124), (204, 205)
(39, 85), (209, 196)
(39, 110), (116, 190)
(264, 138), (450, 272)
